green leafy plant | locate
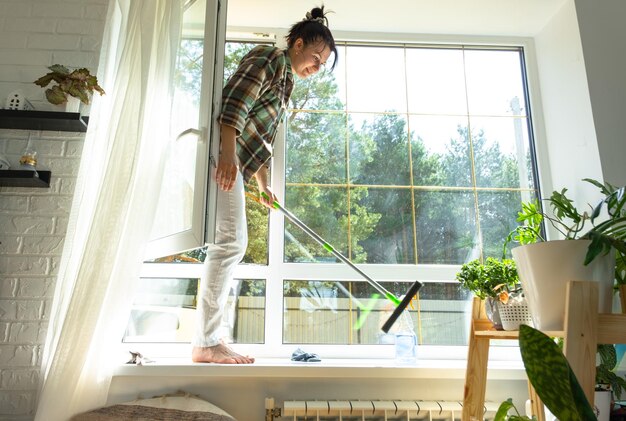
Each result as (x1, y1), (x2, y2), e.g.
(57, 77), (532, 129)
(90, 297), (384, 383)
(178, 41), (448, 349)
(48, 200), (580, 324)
(518, 324), (596, 420)
(595, 343), (626, 397)
(455, 257), (520, 301)
(506, 179), (626, 268)
(496, 328), (626, 420)
(494, 398), (534, 421)
(34, 64), (105, 105)
(586, 179), (626, 285)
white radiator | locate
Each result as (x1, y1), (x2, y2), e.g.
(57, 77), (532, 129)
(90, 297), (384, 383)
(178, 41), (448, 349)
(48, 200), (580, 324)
(280, 400), (500, 421)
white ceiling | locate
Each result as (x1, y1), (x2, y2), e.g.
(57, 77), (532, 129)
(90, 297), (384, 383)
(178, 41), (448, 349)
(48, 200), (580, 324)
(225, 0), (569, 37)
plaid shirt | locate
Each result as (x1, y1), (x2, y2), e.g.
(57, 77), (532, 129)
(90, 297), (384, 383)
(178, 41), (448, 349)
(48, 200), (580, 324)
(218, 45), (294, 183)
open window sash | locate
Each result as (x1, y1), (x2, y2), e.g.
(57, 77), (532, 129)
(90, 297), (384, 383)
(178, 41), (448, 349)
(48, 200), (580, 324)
(144, 0), (226, 260)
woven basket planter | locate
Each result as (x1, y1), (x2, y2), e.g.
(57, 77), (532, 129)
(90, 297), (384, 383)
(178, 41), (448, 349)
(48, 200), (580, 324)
(497, 298), (533, 331)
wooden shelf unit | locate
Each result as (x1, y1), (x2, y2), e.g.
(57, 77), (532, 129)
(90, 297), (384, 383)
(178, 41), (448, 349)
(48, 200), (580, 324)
(463, 280), (626, 420)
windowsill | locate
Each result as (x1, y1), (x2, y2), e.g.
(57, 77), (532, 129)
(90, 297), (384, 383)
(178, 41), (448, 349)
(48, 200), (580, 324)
(113, 357), (527, 380)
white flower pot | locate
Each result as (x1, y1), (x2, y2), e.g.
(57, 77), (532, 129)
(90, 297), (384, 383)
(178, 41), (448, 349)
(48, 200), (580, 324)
(512, 240), (614, 331)
(65, 96), (81, 113)
(594, 389), (611, 421)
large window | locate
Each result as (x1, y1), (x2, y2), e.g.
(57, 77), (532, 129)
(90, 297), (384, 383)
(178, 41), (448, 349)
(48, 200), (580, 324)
(125, 37), (539, 358)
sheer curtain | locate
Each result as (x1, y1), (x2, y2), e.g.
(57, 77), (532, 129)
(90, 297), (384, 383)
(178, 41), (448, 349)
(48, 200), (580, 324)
(35, 1), (183, 419)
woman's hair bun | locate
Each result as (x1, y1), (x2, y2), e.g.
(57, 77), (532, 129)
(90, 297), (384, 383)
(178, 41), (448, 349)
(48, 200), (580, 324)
(304, 6), (328, 26)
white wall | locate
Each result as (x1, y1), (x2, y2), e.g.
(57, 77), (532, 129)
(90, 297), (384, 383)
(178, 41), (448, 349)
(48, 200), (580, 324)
(108, 365), (530, 420)
(574, 0), (626, 186)
(531, 0), (626, 213)
(532, 0), (604, 210)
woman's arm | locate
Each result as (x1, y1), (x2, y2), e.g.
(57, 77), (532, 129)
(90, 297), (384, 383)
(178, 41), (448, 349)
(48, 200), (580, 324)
(216, 124), (238, 191)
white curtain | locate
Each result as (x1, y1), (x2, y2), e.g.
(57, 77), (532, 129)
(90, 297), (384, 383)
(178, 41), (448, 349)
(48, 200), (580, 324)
(35, 1), (182, 419)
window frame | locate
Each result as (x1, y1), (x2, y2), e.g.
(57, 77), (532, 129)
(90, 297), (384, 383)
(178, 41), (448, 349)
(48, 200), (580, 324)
(130, 30), (547, 364)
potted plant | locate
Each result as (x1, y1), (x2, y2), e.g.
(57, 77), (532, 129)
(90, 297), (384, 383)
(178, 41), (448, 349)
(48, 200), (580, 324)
(507, 179), (626, 331)
(495, 324), (597, 421)
(595, 343), (626, 419)
(34, 64), (105, 110)
(588, 180), (626, 312)
(495, 329), (626, 420)
(456, 257), (522, 330)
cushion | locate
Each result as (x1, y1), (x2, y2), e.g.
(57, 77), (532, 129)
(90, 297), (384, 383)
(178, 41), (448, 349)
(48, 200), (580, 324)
(71, 391), (236, 421)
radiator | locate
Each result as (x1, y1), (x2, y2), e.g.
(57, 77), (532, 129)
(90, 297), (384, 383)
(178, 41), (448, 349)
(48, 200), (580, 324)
(278, 400), (500, 421)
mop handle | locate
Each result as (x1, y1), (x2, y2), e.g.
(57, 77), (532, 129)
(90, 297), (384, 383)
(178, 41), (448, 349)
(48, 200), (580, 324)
(261, 192), (400, 305)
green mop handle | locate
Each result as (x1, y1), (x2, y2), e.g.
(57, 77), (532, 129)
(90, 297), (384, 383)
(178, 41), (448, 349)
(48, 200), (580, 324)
(261, 192), (400, 305)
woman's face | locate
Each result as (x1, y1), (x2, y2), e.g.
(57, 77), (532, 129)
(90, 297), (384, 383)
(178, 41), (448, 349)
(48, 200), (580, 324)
(290, 38), (332, 79)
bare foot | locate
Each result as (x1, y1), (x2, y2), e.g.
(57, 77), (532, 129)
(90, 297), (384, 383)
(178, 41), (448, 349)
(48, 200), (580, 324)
(192, 344), (255, 364)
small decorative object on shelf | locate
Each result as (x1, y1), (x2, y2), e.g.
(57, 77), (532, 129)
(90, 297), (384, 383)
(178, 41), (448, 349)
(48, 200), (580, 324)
(19, 148), (37, 171)
(0, 152), (10, 170)
(5, 90), (34, 110)
(496, 294), (533, 331)
(34, 64), (105, 108)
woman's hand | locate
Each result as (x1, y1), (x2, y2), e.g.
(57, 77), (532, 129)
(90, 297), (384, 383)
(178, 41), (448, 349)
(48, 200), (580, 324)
(258, 184), (277, 208)
(255, 166), (278, 209)
(216, 153), (238, 191)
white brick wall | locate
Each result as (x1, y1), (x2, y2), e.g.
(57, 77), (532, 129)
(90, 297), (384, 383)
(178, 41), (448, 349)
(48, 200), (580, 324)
(0, 130), (85, 420)
(0, 0), (108, 112)
(0, 1), (107, 419)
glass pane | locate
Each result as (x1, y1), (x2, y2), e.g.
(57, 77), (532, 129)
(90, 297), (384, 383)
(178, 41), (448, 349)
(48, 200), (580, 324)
(352, 187), (415, 264)
(465, 49), (527, 116)
(406, 47), (467, 115)
(284, 186), (348, 263)
(150, 38), (204, 240)
(414, 190), (477, 265)
(346, 46), (407, 113)
(417, 282), (471, 345)
(326, 43), (347, 110)
(230, 279), (266, 344)
(282, 280), (472, 346)
(124, 277), (198, 342)
(224, 42), (262, 81)
(243, 178), (268, 265)
(148, 188), (268, 264)
(478, 189), (538, 259)
(469, 116), (534, 189)
(409, 115), (471, 187)
(290, 45), (346, 111)
(349, 113), (410, 186)
(286, 112), (347, 184)
(123, 278), (265, 344)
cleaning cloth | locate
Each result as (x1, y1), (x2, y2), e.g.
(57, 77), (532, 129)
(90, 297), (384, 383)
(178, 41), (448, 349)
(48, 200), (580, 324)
(291, 348), (321, 362)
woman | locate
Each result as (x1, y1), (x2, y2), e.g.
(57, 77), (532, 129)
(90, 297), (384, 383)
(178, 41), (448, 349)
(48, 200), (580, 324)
(192, 6), (338, 364)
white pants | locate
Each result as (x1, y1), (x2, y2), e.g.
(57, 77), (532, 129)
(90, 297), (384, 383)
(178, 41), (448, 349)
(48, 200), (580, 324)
(192, 173), (247, 347)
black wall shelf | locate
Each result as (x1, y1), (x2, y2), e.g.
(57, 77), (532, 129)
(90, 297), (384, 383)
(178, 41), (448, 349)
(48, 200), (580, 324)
(0, 109), (88, 132)
(0, 170), (51, 188)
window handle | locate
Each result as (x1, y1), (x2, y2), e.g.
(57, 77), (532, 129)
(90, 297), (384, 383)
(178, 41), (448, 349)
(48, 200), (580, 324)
(176, 127), (207, 143)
